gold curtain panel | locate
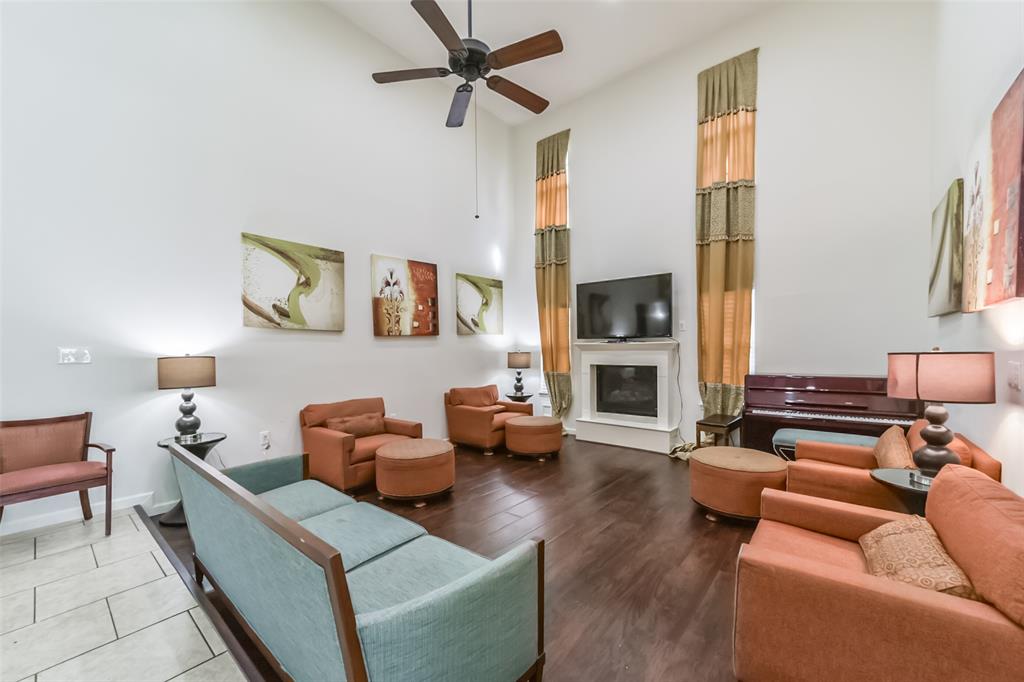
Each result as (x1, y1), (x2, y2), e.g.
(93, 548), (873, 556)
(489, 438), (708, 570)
(695, 50), (758, 419)
(535, 129), (573, 419)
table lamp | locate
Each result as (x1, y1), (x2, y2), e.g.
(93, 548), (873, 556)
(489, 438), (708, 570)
(887, 350), (995, 475)
(507, 351), (531, 395)
(158, 355), (216, 441)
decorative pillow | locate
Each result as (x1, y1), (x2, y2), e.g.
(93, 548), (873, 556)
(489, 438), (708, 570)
(325, 413), (385, 438)
(449, 385), (499, 407)
(859, 515), (980, 600)
(873, 425), (916, 469)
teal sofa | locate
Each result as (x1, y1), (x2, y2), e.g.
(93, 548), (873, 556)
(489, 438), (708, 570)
(169, 444), (544, 682)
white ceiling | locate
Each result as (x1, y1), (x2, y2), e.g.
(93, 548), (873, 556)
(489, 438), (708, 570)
(326, 0), (773, 126)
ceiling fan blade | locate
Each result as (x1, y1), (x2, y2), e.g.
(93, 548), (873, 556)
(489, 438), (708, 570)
(411, 0), (468, 57)
(486, 30), (563, 70)
(486, 76), (549, 114)
(372, 67), (450, 84)
(446, 83), (473, 128)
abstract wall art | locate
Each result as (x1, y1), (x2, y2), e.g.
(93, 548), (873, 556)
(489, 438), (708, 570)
(241, 232), (345, 331)
(986, 67), (1023, 307)
(928, 179), (964, 317)
(961, 67), (1024, 312)
(455, 273), (504, 335)
(371, 254), (439, 336)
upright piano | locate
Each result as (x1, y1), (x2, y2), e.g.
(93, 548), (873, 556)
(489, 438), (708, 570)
(741, 374), (921, 455)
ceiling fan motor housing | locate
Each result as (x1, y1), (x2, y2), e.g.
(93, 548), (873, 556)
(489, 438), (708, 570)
(449, 38), (491, 82)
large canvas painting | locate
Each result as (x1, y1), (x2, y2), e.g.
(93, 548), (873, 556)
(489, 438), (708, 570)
(962, 128), (992, 313)
(455, 273), (504, 335)
(371, 254), (439, 336)
(928, 179), (964, 317)
(986, 68), (1023, 307)
(241, 232), (345, 331)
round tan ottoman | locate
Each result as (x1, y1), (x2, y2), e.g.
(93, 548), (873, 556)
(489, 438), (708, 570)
(376, 438), (455, 507)
(689, 446), (787, 521)
(505, 416), (562, 461)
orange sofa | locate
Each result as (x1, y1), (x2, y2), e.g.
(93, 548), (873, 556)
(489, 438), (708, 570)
(444, 385), (532, 454)
(735, 467), (1024, 681)
(299, 398), (421, 492)
(787, 419), (1001, 512)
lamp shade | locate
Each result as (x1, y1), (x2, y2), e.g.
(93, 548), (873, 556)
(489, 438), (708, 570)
(158, 355), (216, 390)
(887, 351), (995, 404)
(507, 351), (532, 370)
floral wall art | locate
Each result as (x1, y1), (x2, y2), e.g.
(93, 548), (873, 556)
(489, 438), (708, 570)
(241, 232), (345, 331)
(371, 254), (439, 336)
(455, 273), (503, 335)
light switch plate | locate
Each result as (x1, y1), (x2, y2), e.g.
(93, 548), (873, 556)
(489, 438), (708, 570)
(1009, 360), (1023, 392)
(57, 347), (91, 364)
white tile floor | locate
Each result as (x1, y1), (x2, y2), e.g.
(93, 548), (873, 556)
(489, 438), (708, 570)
(0, 508), (246, 682)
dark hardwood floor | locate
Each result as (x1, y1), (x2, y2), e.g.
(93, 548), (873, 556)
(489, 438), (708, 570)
(155, 437), (753, 682)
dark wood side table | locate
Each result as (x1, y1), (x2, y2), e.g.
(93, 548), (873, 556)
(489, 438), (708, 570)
(505, 393), (534, 403)
(696, 414), (742, 448)
(870, 468), (931, 515)
(157, 432), (227, 527)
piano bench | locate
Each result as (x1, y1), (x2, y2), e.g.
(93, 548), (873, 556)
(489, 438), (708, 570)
(772, 428), (879, 460)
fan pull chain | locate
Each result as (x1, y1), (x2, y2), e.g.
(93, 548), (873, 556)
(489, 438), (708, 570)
(474, 93), (480, 219)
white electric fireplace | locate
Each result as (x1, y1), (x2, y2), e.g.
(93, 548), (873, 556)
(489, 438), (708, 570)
(575, 339), (681, 453)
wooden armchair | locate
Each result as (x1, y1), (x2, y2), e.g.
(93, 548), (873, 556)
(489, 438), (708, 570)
(0, 412), (115, 534)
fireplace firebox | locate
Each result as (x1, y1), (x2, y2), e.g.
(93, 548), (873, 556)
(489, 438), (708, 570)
(595, 364), (658, 418)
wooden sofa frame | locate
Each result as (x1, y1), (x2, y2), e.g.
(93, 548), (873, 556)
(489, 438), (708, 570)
(169, 443), (545, 682)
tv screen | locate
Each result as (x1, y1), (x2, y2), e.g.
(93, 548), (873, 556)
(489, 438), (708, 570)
(576, 273), (673, 340)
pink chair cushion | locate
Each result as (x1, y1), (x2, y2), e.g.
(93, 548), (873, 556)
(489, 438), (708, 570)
(351, 433), (410, 464)
(448, 385), (499, 407)
(0, 461), (107, 495)
(927, 464), (1024, 626)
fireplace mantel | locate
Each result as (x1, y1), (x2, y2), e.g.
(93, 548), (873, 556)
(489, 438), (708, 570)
(574, 339), (681, 454)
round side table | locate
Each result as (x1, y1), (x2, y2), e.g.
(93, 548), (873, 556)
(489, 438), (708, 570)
(870, 468), (932, 515)
(158, 432), (227, 527)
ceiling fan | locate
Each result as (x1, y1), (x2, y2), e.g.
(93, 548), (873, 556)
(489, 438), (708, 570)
(372, 0), (563, 127)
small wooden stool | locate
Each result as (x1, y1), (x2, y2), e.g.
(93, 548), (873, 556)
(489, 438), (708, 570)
(696, 414), (742, 448)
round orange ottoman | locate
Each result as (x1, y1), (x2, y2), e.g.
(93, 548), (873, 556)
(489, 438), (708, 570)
(506, 416), (562, 461)
(376, 438), (455, 507)
(689, 446), (787, 520)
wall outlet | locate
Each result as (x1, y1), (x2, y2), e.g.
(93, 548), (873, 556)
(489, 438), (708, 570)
(1009, 360), (1023, 393)
(57, 347), (91, 364)
(259, 431), (271, 450)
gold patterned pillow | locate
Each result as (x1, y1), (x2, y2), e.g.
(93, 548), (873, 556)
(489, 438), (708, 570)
(873, 425), (916, 469)
(859, 516), (980, 600)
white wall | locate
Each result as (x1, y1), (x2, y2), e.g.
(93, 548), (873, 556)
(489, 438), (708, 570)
(508, 2), (934, 444)
(928, 1), (1024, 493)
(0, 1), (519, 532)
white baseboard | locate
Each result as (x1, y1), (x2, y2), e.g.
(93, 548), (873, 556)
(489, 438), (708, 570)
(0, 491), (177, 537)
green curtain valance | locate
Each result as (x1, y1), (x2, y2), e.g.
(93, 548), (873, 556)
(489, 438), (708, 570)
(536, 129), (571, 180)
(696, 185), (756, 244)
(697, 48), (759, 124)
(535, 226), (569, 268)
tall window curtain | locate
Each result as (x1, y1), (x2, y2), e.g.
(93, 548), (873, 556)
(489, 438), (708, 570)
(535, 129), (572, 418)
(696, 49), (758, 417)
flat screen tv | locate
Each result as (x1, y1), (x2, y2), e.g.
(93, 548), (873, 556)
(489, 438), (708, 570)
(576, 273), (673, 340)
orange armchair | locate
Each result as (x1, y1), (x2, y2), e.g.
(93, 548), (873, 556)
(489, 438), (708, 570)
(734, 474), (1024, 681)
(787, 419), (1001, 512)
(0, 412), (115, 535)
(299, 398), (421, 492)
(444, 385), (532, 455)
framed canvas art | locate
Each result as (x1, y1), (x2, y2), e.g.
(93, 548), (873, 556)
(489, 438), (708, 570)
(371, 254), (439, 336)
(455, 273), (504, 335)
(241, 232), (345, 331)
(928, 179), (964, 317)
(985, 67), (1023, 307)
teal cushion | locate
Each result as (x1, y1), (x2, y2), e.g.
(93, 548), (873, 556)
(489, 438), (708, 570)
(300, 503), (426, 571)
(346, 536), (489, 614)
(773, 428), (879, 452)
(257, 480), (354, 521)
